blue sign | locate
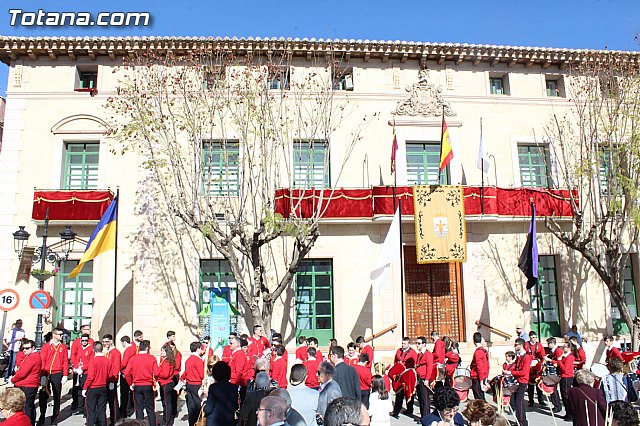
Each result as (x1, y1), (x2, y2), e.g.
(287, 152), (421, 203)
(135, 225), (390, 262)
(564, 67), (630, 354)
(29, 290), (51, 309)
(209, 287), (231, 359)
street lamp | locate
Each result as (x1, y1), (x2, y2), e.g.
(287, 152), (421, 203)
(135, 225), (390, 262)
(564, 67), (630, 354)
(13, 209), (77, 348)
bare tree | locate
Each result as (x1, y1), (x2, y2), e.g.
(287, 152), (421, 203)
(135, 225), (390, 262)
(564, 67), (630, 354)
(544, 53), (640, 346)
(107, 44), (374, 333)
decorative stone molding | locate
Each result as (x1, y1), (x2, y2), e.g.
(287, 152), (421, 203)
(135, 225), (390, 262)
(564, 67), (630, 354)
(393, 69), (456, 117)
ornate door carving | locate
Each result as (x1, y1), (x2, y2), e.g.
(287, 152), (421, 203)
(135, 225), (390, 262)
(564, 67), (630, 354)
(404, 246), (465, 341)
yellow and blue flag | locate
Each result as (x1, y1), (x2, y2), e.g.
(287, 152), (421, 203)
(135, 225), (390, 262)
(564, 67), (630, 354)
(68, 195), (118, 278)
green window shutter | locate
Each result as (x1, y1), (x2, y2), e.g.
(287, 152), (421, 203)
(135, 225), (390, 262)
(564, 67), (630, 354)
(295, 259), (334, 343)
(62, 143), (99, 190)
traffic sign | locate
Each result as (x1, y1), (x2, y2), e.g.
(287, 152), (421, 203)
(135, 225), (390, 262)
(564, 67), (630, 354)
(29, 290), (51, 310)
(0, 289), (20, 312)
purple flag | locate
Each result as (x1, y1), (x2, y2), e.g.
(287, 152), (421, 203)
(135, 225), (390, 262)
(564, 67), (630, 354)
(518, 202), (539, 289)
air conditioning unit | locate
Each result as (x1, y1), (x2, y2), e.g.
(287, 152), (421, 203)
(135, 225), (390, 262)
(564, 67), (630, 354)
(495, 88), (503, 95)
(343, 75), (354, 91)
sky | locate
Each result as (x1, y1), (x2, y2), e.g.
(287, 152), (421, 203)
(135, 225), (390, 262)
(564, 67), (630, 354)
(1, 0), (639, 93)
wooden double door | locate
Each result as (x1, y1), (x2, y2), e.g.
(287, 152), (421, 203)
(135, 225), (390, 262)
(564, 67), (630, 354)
(404, 246), (465, 342)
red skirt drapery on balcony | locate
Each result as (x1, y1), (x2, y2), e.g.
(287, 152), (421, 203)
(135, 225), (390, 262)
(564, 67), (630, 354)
(32, 190), (115, 221)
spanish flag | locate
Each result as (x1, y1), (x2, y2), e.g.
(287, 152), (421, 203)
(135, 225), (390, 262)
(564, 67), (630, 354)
(439, 117), (454, 171)
(68, 195), (118, 278)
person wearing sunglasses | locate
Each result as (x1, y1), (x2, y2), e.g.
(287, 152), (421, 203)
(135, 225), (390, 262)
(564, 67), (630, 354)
(38, 328), (68, 426)
(10, 340), (40, 425)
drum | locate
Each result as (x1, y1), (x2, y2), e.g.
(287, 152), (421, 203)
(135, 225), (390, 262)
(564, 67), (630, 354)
(591, 363), (609, 378)
(541, 364), (561, 385)
(501, 375), (519, 396)
(538, 379), (556, 395)
(388, 362), (405, 392)
(453, 367), (472, 391)
(388, 362), (418, 401)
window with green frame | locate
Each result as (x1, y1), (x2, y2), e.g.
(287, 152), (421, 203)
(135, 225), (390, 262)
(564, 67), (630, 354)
(295, 259), (334, 343)
(529, 255), (561, 338)
(518, 144), (552, 188)
(599, 148), (621, 196)
(200, 259), (238, 334)
(612, 259), (637, 335)
(202, 140), (240, 196)
(62, 143), (99, 189)
(293, 140), (330, 188)
(406, 142), (450, 185)
(56, 260), (93, 340)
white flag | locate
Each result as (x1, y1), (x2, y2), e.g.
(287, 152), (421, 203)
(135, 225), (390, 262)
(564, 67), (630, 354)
(370, 208), (401, 295)
(477, 130), (490, 173)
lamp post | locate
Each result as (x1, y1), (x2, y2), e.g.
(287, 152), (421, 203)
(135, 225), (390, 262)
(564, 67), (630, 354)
(13, 208), (76, 348)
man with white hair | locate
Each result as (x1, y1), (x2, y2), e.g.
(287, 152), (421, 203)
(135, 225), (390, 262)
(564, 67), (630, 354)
(256, 395), (288, 426)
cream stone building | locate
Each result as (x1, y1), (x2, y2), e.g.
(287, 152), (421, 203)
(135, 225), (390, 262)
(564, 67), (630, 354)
(0, 36), (638, 363)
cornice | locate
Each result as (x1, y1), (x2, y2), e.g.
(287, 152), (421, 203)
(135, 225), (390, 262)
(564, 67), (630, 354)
(0, 36), (639, 68)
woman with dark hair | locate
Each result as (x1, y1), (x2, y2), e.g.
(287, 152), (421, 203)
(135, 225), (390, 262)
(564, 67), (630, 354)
(157, 345), (176, 426)
(610, 401), (640, 426)
(368, 375), (391, 426)
(421, 385), (464, 426)
(204, 361), (238, 426)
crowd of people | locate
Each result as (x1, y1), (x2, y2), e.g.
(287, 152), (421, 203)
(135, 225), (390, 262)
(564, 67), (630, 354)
(2, 320), (640, 426)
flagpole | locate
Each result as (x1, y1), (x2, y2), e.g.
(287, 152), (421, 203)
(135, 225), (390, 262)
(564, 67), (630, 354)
(113, 188), (119, 339)
(398, 197), (405, 337)
(480, 118), (484, 215)
(532, 200), (542, 339)
(438, 106), (445, 185)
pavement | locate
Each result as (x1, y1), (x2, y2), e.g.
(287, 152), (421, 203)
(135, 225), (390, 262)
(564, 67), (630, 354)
(17, 383), (572, 426)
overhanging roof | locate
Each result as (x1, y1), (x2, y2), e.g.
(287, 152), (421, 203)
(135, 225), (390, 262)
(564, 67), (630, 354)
(0, 36), (639, 68)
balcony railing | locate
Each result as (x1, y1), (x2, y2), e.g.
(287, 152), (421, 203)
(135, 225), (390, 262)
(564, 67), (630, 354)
(32, 189), (114, 222)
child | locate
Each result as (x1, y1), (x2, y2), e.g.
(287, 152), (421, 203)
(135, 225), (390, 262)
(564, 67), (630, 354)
(345, 342), (359, 366)
(368, 375), (392, 426)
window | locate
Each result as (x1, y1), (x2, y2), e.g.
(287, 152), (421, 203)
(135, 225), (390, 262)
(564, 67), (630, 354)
(600, 76), (619, 99)
(295, 259), (334, 342)
(489, 75), (509, 95)
(75, 66), (98, 92)
(518, 144), (551, 188)
(332, 67), (354, 91)
(599, 147), (621, 196)
(56, 260), (93, 341)
(612, 259), (637, 335)
(545, 77), (564, 97)
(62, 142), (99, 190)
(203, 65), (226, 90)
(293, 140), (330, 188)
(268, 66), (290, 90)
(200, 259), (239, 338)
(202, 140), (239, 196)
(406, 142), (449, 185)
(529, 255), (561, 338)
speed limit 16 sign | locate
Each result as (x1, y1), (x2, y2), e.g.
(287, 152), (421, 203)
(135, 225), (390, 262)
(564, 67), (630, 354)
(0, 289), (19, 312)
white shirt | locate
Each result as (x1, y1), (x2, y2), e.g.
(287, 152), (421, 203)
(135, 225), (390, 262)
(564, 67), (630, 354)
(6, 327), (25, 352)
(368, 391), (392, 426)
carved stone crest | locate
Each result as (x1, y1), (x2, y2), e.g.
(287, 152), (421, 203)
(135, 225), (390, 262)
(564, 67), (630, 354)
(393, 69), (456, 117)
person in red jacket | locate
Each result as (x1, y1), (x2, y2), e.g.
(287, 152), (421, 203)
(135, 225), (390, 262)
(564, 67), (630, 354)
(505, 338), (531, 426)
(247, 325), (270, 363)
(303, 347), (321, 389)
(295, 335), (308, 362)
(345, 343), (359, 366)
(229, 337), (247, 386)
(555, 342), (576, 421)
(221, 332), (237, 363)
(470, 332), (489, 401)
(181, 341), (205, 426)
(0, 387), (32, 426)
(604, 335), (623, 370)
(524, 331), (546, 407)
(544, 337), (563, 414)
(355, 353), (373, 409)
(118, 335), (135, 419)
(430, 331), (445, 382)
(391, 336), (418, 417)
(102, 334), (121, 426)
(72, 334), (94, 416)
(157, 345), (177, 426)
(269, 345), (288, 388)
(124, 340), (158, 426)
(13, 339), (28, 372)
(11, 339), (40, 425)
(39, 327), (69, 426)
(307, 337), (324, 361)
(444, 338), (461, 386)
(165, 341), (181, 422)
(569, 336), (586, 370)
(356, 336), (373, 369)
(83, 342), (111, 426)
(70, 324), (93, 412)
(414, 336), (432, 418)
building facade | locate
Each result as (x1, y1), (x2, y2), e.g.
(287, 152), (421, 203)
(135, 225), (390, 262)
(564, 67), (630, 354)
(0, 36), (638, 359)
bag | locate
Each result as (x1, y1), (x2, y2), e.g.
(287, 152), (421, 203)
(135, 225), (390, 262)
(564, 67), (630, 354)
(625, 375), (639, 402)
(194, 405), (206, 426)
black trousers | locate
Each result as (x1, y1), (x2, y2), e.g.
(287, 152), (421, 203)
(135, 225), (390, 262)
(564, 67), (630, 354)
(560, 377), (573, 418)
(527, 382), (544, 404)
(471, 378), (485, 401)
(161, 382), (176, 426)
(550, 384), (562, 409)
(416, 379), (430, 417)
(86, 387), (108, 426)
(392, 388), (414, 415)
(185, 383), (201, 426)
(20, 386), (37, 425)
(119, 374), (134, 418)
(71, 372), (81, 409)
(171, 375), (179, 419)
(76, 374), (87, 412)
(40, 372), (63, 423)
(360, 389), (370, 409)
(106, 382), (119, 426)
(133, 385), (156, 426)
(509, 383), (528, 426)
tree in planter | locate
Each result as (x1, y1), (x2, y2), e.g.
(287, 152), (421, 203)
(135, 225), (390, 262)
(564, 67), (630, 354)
(107, 44), (374, 334)
(543, 53), (640, 347)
